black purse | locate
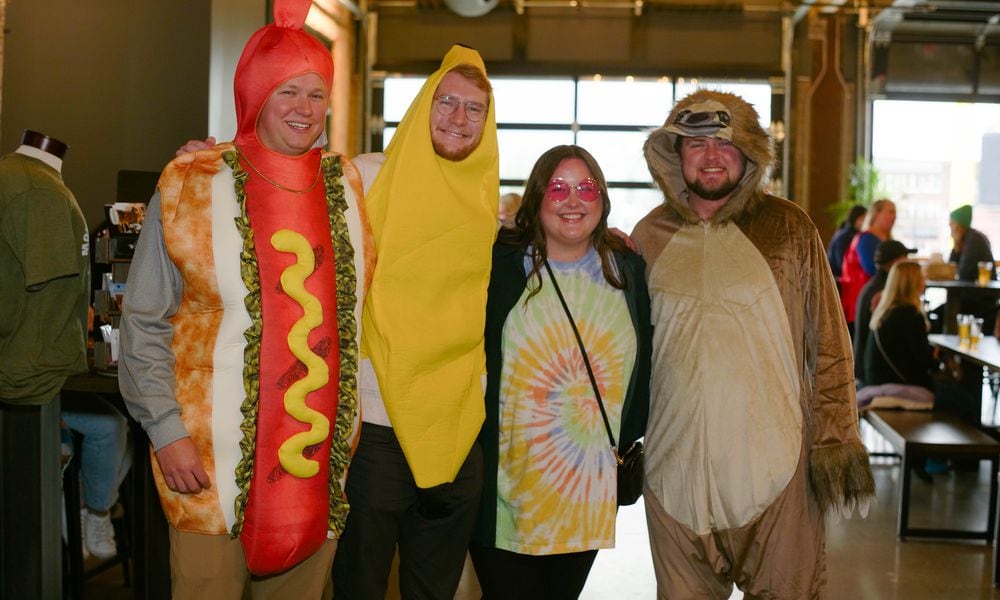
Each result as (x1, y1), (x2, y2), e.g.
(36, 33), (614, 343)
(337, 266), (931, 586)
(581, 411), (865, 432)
(543, 260), (645, 506)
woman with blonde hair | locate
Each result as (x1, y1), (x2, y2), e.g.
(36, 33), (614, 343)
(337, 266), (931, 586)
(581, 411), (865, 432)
(859, 261), (973, 417)
(840, 198), (896, 335)
(869, 261), (925, 332)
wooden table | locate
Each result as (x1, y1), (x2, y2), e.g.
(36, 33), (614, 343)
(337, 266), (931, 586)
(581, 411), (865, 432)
(925, 280), (1000, 334)
(927, 334), (1000, 423)
(928, 334), (1000, 370)
(62, 370), (171, 600)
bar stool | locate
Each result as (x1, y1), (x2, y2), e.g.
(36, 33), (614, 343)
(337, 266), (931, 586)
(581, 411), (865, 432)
(62, 433), (132, 599)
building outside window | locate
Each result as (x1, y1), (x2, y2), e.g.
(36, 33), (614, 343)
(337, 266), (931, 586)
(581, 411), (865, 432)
(872, 99), (1000, 258)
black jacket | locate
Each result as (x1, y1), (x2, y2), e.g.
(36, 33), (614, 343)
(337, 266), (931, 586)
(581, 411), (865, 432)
(950, 227), (995, 282)
(863, 304), (934, 391)
(853, 269), (889, 380)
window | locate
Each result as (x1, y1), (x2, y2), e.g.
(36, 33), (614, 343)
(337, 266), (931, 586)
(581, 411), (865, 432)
(378, 75), (772, 233)
(872, 100), (1000, 256)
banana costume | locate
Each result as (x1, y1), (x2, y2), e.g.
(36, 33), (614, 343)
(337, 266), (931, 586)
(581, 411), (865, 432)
(361, 46), (500, 488)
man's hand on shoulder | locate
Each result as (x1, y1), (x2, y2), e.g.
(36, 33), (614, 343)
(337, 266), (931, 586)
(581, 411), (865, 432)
(175, 137), (216, 157)
(155, 437), (211, 494)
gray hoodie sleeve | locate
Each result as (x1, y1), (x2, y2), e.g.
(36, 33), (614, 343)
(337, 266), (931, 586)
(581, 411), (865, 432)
(117, 191), (189, 451)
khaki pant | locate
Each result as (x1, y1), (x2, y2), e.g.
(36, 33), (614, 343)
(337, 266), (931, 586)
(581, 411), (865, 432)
(168, 526), (335, 599)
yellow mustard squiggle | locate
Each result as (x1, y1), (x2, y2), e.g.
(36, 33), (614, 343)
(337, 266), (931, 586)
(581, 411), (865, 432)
(271, 229), (330, 478)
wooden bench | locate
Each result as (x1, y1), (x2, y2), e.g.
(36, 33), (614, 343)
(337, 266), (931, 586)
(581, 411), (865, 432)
(864, 409), (1000, 541)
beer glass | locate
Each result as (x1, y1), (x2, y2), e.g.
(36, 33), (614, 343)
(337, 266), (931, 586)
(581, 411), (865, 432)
(978, 261), (993, 286)
(971, 317), (985, 349)
(958, 314), (972, 347)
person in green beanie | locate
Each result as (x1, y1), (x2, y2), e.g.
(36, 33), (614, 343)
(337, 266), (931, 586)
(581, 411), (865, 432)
(949, 204), (994, 282)
(948, 203), (999, 335)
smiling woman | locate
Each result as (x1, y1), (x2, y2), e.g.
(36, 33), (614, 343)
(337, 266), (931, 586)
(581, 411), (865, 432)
(539, 158), (604, 261)
(470, 144), (652, 599)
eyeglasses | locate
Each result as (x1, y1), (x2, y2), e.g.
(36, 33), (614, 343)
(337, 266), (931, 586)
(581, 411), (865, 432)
(433, 95), (488, 122)
(545, 178), (602, 203)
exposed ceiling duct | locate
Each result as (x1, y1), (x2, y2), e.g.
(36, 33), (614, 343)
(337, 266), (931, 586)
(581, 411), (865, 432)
(869, 0), (1000, 99)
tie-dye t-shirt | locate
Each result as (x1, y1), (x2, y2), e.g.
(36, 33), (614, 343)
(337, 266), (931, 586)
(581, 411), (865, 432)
(494, 247), (636, 555)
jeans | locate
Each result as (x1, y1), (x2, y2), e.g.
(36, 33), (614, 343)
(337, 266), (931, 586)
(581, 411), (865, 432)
(62, 393), (131, 512)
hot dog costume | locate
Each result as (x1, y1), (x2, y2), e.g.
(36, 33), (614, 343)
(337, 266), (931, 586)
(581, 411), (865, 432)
(119, 0), (372, 577)
(632, 90), (875, 598)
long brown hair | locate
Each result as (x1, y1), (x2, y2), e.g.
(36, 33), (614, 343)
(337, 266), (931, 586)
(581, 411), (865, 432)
(501, 144), (627, 301)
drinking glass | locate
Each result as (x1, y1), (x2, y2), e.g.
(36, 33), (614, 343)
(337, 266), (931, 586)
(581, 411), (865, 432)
(971, 317), (984, 349)
(978, 262), (993, 286)
(958, 314), (972, 347)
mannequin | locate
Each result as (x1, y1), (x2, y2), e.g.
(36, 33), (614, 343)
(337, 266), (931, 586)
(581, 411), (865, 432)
(0, 126), (87, 405)
(0, 128), (87, 598)
(15, 129), (68, 172)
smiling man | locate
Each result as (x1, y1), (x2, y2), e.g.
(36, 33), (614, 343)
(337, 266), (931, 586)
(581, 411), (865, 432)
(632, 90), (875, 599)
(332, 46), (500, 599)
(118, 0), (372, 596)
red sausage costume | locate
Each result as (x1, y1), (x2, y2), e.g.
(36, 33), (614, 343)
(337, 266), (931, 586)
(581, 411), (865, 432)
(119, 0), (372, 579)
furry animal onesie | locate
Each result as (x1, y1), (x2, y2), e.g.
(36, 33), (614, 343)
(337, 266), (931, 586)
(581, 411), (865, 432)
(632, 90), (875, 599)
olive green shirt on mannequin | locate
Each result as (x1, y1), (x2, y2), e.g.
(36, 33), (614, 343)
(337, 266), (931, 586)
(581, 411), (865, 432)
(0, 153), (89, 405)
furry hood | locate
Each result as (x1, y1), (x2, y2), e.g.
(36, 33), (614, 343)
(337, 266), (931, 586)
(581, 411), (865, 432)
(644, 89), (775, 225)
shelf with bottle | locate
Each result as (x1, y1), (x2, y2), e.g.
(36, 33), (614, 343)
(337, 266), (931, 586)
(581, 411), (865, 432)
(92, 233), (137, 372)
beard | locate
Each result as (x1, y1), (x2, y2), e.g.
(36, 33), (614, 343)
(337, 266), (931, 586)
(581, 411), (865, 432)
(432, 139), (476, 162)
(685, 175), (741, 201)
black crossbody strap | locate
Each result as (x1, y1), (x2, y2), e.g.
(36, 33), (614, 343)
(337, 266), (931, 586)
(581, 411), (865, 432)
(543, 260), (622, 464)
(873, 326), (908, 384)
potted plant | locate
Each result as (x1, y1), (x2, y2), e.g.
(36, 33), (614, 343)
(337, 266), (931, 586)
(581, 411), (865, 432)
(827, 157), (884, 227)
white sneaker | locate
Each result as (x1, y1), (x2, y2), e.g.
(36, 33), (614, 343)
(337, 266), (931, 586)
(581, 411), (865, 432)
(81, 509), (117, 560)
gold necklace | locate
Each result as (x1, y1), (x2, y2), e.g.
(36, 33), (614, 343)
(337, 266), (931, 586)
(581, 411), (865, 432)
(234, 145), (322, 195)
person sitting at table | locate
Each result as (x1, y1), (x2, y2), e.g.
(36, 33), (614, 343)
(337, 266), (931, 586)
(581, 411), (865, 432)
(840, 198), (896, 337)
(949, 204), (999, 335)
(62, 392), (132, 559)
(859, 261), (975, 421)
(950, 204), (995, 283)
(853, 240), (915, 383)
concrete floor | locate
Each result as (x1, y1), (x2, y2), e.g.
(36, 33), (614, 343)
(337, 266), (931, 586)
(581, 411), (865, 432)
(584, 436), (1000, 599)
(83, 421), (1000, 599)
